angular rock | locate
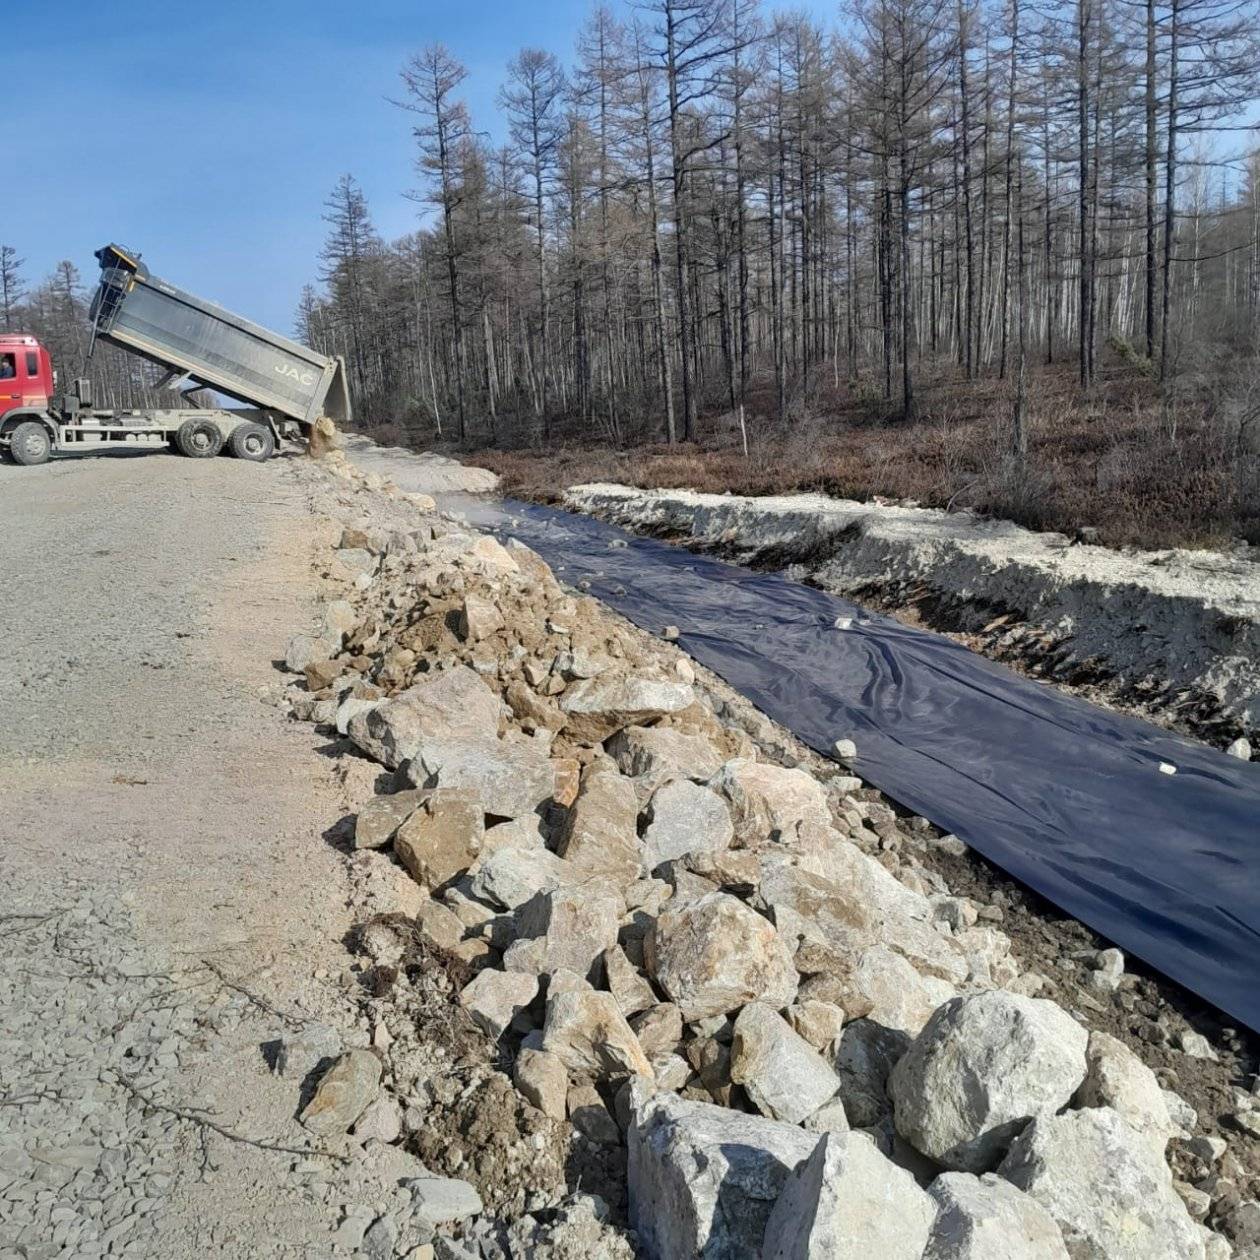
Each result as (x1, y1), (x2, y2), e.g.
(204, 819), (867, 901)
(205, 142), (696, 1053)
(804, 944), (952, 1037)
(763, 1132), (936, 1260)
(542, 990), (654, 1079)
(406, 735), (553, 822)
(515, 1047), (568, 1120)
(459, 969), (539, 1039)
(834, 1018), (912, 1129)
(631, 1003), (684, 1060)
(628, 1091), (817, 1260)
(561, 675), (694, 741)
(804, 1095), (850, 1135)
(890, 992), (1088, 1172)
(416, 898), (466, 953)
(925, 1171), (1070, 1259)
(393, 789), (483, 890)
(999, 1107), (1207, 1260)
(761, 854), (967, 986)
(286, 632), (336, 673)
(470, 844), (576, 914)
(510, 884), (622, 980)
(644, 891), (798, 1021)
(299, 1049), (382, 1136)
(558, 768), (644, 886)
(730, 1002), (843, 1125)
(407, 1175), (484, 1225)
(335, 694), (383, 737)
(786, 1000), (846, 1052)
(604, 945), (658, 1019)
(642, 780), (734, 870)
(710, 758), (834, 850)
(348, 666), (501, 768)
(457, 592), (504, 642)
(354, 790), (427, 851)
(606, 725), (724, 783)
(1074, 1031), (1179, 1154)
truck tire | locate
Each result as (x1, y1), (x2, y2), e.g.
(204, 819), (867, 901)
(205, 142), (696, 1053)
(176, 418), (224, 459)
(228, 422), (276, 462)
(9, 421), (52, 466)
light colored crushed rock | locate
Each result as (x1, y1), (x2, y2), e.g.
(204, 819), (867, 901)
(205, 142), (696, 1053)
(925, 1171), (1071, 1259)
(642, 778), (734, 869)
(762, 1131), (936, 1260)
(628, 1090), (817, 1259)
(890, 992), (1088, 1172)
(257, 442), (1245, 1259)
(729, 1002), (843, 1125)
(999, 1106), (1209, 1259)
(644, 891), (799, 1020)
(564, 482), (1260, 734)
(299, 1049), (383, 1136)
(541, 990), (654, 1080)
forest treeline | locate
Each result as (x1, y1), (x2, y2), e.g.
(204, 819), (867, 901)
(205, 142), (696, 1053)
(301, 0), (1260, 459)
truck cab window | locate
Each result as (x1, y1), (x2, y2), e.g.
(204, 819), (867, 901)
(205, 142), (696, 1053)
(26, 352), (39, 376)
(0, 354), (16, 379)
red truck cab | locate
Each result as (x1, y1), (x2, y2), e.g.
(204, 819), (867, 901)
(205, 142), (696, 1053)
(0, 334), (54, 422)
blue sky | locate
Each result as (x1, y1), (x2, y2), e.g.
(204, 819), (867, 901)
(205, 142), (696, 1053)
(16, 0), (822, 335)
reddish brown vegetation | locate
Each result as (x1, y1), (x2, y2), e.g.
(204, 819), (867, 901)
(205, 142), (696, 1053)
(461, 361), (1260, 551)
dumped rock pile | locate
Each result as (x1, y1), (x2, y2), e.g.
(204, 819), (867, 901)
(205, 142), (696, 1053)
(280, 446), (1252, 1258)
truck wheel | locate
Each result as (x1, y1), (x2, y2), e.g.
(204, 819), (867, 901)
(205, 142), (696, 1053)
(176, 418), (224, 459)
(228, 422), (276, 462)
(9, 422), (52, 466)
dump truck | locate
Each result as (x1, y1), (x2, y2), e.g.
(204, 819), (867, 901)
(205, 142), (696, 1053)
(0, 244), (351, 466)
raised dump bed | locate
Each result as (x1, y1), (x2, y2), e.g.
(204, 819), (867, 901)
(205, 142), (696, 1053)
(89, 244), (351, 429)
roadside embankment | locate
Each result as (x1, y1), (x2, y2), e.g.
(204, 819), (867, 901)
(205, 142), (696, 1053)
(264, 442), (1259, 1258)
(565, 483), (1260, 745)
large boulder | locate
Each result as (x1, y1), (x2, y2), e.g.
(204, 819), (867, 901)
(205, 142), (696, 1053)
(393, 789), (483, 890)
(643, 780), (734, 871)
(1073, 1031), (1181, 1156)
(925, 1172), (1070, 1259)
(347, 666), (500, 768)
(558, 767), (644, 885)
(710, 759), (835, 850)
(628, 1090), (817, 1260)
(606, 725), (725, 783)
(561, 675), (694, 741)
(999, 1107), (1207, 1260)
(541, 989), (654, 1080)
(729, 1002), (843, 1126)
(405, 734), (554, 822)
(890, 993), (1088, 1172)
(762, 1131), (936, 1260)
(645, 891), (798, 1021)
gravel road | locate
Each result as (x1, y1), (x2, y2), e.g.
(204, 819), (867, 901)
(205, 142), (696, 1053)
(0, 451), (393, 1257)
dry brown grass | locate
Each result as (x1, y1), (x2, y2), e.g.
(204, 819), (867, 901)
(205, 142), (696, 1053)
(462, 359), (1259, 551)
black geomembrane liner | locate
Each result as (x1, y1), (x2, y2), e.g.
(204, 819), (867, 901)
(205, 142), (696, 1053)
(468, 498), (1260, 1033)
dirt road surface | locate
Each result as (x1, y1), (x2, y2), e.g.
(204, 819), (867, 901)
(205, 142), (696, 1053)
(0, 451), (384, 1257)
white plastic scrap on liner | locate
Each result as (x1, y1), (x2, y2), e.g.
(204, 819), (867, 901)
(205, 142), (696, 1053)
(834, 615), (854, 630)
(1159, 762), (1177, 776)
